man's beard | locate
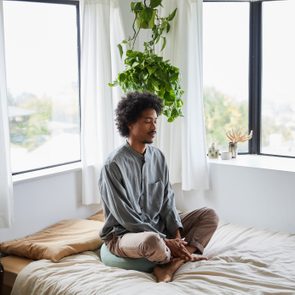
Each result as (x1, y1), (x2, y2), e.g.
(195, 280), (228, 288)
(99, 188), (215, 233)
(143, 140), (153, 144)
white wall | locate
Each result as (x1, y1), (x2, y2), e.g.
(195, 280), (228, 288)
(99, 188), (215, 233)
(1, 160), (294, 243)
(174, 162), (295, 234)
(0, 169), (99, 242)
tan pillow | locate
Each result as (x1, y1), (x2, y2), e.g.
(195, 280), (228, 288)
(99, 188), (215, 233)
(0, 219), (104, 262)
(87, 210), (105, 221)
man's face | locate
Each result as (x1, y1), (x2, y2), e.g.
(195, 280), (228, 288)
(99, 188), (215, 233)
(128, 108), (158, 144)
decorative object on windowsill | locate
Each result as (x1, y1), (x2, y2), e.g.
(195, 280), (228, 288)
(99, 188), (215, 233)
(207, 143), (220, 159)
(226, 129), (253, 158)
(228, 142), (238, 159)
(109, 0), (184, 122)
(220, 151), (232, 160)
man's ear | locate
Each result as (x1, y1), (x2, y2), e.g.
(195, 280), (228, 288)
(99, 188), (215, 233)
(128, 123), (133, 132)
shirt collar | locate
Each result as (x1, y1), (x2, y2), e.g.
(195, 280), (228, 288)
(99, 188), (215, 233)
(124, 141), (151, 162)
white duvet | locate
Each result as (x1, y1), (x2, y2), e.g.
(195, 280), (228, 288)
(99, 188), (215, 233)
(11, 223), (295, 295)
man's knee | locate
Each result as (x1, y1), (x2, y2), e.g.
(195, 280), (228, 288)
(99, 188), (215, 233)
(139, 232), (170, 263)
(140, 232), (163, 253)
(190, 207), (219, 228)
(204, 208), (219, 228)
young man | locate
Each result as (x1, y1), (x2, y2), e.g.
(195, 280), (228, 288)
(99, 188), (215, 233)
(99, 92), (218, 282)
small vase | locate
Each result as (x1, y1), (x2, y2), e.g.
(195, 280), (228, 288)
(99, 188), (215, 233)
(228, 142), (237, 158)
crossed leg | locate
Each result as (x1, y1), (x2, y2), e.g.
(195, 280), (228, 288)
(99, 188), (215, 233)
(153, 208), (219, 282)
(153, 244), (207, 283)
(106, 207), (219, 283)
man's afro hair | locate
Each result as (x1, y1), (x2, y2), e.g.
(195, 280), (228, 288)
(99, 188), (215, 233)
(115, 92), (163, 137)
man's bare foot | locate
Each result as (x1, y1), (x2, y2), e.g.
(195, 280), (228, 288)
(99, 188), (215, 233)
(153, 258), (185, 283)
(153, 255), (208, 282)
(190, 254), (208, 262)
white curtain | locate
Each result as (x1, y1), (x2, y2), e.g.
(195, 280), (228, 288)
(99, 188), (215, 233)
(80, 0), (124, 205)
(154, 0), (209, 191)
(0, 0), (13, 228)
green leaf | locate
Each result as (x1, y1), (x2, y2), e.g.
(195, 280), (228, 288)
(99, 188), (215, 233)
(150, 0), (162, 8)
(176, 99), (184, 108)
(131, 2), (136, 11)
(132, 2), (144, 12)
(131, 61), (140, 68)
(147, 66), (156, 75)
(118, 72), (126, 81)
(117, 44), (123, 58)
(167, 8), (177, 21)
(164, 100), (173, 106)
(155, 34), (161, 44)
(171, 108), (178, 118)
(166, 23), (170, 33)
(160, 37), (166, 51)
(151, 80), (160, 91)
(140, 7), (154, 22)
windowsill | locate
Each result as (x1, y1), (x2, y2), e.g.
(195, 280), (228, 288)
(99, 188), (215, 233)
(12, 162), (82, 184)
(208, 154), (295, 173)
(12, 155), (295, 184)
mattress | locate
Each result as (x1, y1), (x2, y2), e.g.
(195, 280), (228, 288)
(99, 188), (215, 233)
(10, 223), (295, 294)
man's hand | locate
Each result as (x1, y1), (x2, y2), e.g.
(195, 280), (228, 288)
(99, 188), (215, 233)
(164, 238), (194, 261)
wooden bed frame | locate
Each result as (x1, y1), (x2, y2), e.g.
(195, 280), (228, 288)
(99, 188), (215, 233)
(0, 261), (4, 295)
(0, 256), (33, 295)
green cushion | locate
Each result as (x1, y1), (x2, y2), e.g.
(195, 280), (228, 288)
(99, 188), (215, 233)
(100, 243), (156, 273)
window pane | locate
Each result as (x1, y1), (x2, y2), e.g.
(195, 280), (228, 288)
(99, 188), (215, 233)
(3, 1), (80, 173)
(203, 3), (249, 153)
(261, 1), (295, 157)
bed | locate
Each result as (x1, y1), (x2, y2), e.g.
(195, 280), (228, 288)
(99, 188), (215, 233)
(2, 221), (295, 295)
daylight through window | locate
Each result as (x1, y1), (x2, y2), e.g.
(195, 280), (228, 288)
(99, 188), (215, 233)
(3, 0), (80, 173)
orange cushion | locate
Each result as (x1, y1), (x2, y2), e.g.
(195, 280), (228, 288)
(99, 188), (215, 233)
(0, 219), (104, 262)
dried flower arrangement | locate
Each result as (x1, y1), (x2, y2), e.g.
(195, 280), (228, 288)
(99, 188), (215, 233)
(226, 129), (253, 144)
(226, 129), (253, 158)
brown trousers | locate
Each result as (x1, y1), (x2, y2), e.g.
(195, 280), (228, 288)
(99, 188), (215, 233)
(106, 207), (219, 264)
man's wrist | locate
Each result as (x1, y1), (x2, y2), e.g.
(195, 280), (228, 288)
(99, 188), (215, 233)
(175, 229), (182, 239)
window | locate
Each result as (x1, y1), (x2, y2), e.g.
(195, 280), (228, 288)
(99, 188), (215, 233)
(261, 0), (295, 157)
(203, 0), (295, 158)
(3, 0), (80, 174)
(203, 2), (249, 152)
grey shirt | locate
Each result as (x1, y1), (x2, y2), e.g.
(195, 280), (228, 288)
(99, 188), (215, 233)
(99, 142), (183, 240)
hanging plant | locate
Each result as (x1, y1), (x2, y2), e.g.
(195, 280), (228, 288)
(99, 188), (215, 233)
(109, 0), (183, 122)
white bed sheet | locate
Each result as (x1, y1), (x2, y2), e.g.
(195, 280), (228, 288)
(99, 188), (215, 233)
(11, 223), (295, 295)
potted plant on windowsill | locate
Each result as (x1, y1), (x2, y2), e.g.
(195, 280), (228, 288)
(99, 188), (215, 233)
(109, 0), (183, 122)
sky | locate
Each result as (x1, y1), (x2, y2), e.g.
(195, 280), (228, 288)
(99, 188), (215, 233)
(3, 0), (295, 106)
(3, 1), (79, 98)
(203, 1), (295, 105)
